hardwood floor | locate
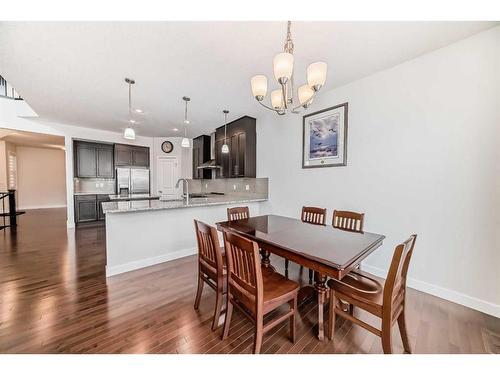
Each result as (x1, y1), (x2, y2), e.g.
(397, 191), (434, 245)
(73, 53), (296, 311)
(0, 208), (499, 354)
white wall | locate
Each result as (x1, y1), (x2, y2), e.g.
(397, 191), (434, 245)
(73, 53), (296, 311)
(257, 26), (500, 317)
(16, 146), (67, 209)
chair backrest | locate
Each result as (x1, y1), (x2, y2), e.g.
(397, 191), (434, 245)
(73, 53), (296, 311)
(227, 206), (250, 221)
(383, 234), (417, 308)
(194, 220), (224, 276)
(332, 210), (365, 232)
(223, 230), (263, 314)
(301, 206), (327, 225)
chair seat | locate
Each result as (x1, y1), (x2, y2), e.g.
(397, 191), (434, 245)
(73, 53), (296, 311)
(327, 270), (384, 313)
(262, 267), (299, 312)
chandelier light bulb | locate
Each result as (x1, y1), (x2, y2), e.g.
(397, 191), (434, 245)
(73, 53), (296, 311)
(307, 62), (328, 90)
(123, 127), (136, 140)
(251, 75), (268, 100)
(273, 52), (294, 83)
(271, 89), (284, 110)
(298, 84), (314, 106)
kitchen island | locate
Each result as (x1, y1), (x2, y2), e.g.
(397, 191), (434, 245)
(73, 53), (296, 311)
(101, 196), (267, 277)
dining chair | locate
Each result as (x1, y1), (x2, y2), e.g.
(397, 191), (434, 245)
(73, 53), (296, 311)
(332, 210), (365, 232)
(227, 206), (250, 221)
(327, 234), (417, 354)
(193, 220), (227, 331)
(222, 230), (299, 354)
(285, 206), (327, 283)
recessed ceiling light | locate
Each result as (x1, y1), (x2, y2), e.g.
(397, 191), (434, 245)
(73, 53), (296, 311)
(172, 128), (178, 131)
(135, 109), (143, 113)
(129, 119), (137, 124)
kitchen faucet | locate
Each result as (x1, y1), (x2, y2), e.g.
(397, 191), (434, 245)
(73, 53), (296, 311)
(175, 178), (189, 205)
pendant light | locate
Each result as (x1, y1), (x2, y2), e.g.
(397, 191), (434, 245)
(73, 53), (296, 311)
(123, 78), (136, 140)
(221, 110), (229, 154)
(181, 96), (191, 148)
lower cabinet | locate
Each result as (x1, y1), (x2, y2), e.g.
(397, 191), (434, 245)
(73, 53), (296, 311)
(75, 195), (110, 224)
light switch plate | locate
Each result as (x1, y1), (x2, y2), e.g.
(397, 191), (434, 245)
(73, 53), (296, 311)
(245, 185), (250, 191)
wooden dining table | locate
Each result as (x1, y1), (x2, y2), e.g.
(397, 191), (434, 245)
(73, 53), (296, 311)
(217, 214), (385, 341)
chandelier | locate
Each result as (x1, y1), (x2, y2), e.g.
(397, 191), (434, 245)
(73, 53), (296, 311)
(250, 21), (327, 115)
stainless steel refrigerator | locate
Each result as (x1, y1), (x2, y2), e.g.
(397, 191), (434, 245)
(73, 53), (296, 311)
(116, 168), (150, 196)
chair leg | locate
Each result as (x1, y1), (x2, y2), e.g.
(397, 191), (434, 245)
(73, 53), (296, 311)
(381, 321), (393, 354)
(222, 300), (233, 340)
(397, 310), (412, 354)
(211, 286), (223, 331)
(327, 289), (336, 340)
(308, 269), (314, 284)
(289, 297), (297, 343)
(194, 275), (204, 310)
(254, 316), (264, 354)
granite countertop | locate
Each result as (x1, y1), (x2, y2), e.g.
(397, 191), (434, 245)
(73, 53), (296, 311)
(108, 193), (160, 201)
(74, 192), (115, 196)
(101, 196), (267, 214)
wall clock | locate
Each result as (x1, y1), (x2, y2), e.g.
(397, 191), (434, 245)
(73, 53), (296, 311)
(161, 141), (174, 153)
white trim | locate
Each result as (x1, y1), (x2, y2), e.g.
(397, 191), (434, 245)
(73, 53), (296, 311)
(106, 247), (197, 277)
(19, 204), (67, 210)
(361, 263), (500, 319)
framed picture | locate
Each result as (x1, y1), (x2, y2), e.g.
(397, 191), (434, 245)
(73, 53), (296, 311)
(302, 102), (348, 168)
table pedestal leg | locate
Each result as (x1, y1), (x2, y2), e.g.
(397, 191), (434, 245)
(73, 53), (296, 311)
(259, 249), (275, 271)
(314, 272), (328, 341)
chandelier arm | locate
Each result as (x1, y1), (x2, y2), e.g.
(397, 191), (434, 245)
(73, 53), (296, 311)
(257, 100), (283, 114)
(281, 82), (288, 109)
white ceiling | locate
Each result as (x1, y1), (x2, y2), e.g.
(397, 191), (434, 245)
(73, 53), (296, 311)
(0, 21), (496, 138)
(0, 128), (65, 149)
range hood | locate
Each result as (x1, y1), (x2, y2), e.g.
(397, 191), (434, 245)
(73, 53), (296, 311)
(197, 132), (222, 170)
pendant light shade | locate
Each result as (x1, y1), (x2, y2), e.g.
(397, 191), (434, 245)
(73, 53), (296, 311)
(298, 84), (314, 106)
(271, 89), (284, 110)
(307, 62), (328, 89)
(124, 127), (136, 140)
(273, 52), (294, 82)
(251, 75), (268, 100)
(222, 110), (230, 154)
(181, 137), (190, 148)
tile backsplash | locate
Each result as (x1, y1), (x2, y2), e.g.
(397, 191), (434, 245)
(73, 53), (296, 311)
(74, 178), (116, 194)
(187, 178), (268, 199)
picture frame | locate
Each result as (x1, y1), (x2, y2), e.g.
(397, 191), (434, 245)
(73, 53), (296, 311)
(302, 102), (348, 168)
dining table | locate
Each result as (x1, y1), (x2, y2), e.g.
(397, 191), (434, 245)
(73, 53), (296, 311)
(217, 214), (386, 341)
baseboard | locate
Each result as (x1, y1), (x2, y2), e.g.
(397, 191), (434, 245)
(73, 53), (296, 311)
(361, 263), (500, 318)
(19, 204), (67, 210)
(106, 247), (197, 277)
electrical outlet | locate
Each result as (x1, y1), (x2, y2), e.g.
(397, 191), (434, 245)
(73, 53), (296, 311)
(245, 185), (250, 191)
(205, 183), (208, 189)
(233, 184), (236, 190)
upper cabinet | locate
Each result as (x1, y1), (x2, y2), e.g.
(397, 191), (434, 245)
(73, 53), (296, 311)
(74, 141), (114, 178)
(115, 144), (150, 168)
(192, 135), (211, 179)
(214, 116), (256, 178)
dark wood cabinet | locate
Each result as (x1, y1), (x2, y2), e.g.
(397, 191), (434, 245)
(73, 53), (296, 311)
(75, 194), (110, 224)
(97, 195), (110, 221)
(192, 135), (211, 179)
(74, 195), (98, 223)
(115, 144), (149, 168)
(97, 148), (114, 178)
(74, 141), (114, 178)
(214, 116), (256, 178)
